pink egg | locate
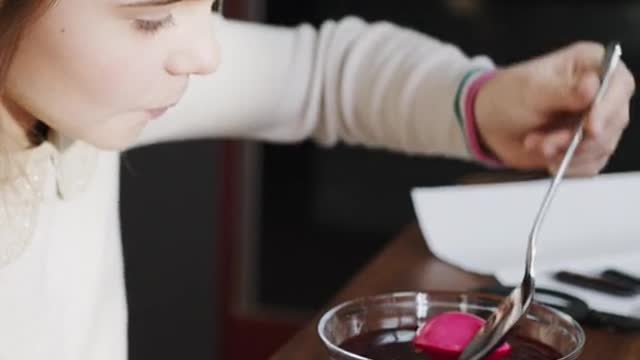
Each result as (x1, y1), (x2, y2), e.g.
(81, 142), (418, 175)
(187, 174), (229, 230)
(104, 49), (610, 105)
(413, 312), (512, 360)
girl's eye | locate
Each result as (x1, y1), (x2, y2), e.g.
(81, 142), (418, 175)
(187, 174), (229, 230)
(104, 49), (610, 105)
(133, 14), (174, 34)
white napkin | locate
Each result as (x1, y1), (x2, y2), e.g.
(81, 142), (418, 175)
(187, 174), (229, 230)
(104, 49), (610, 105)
(411, 172), (640, 318)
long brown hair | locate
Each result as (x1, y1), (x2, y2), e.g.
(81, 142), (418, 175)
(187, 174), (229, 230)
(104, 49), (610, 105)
(0, 1), (54, 184)
(0, 1), (55, 94)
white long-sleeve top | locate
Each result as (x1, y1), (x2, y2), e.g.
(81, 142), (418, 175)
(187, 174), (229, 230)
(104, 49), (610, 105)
(0, 15), (492, 360)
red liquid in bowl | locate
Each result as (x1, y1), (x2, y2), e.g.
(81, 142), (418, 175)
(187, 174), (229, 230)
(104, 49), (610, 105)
(340, 328), (562, 360)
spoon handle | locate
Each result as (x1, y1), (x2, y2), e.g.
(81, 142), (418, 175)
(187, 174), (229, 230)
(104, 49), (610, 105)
(525, 42), (622, 275)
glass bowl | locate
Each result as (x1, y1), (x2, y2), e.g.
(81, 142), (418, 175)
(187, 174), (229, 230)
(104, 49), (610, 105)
(318, 291), (585, 360)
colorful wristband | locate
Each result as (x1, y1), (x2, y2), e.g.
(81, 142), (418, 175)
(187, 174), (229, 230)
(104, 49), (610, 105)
(455, 69), (503, 168)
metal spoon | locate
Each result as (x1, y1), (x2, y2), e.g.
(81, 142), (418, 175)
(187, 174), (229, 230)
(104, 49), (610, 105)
(458, 41), (622, 360)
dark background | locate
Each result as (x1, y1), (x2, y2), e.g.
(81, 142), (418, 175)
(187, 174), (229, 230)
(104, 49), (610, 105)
(120, 1), (639, 359)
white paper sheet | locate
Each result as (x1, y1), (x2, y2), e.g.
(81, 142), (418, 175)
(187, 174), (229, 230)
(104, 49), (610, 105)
(411, 171), (640, 317)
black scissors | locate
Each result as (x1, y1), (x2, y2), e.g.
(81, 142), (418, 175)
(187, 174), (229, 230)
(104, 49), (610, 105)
(474, 285), (640, 333)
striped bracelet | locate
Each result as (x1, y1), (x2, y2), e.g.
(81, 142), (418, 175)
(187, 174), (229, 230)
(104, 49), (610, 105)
(454, 68), (503, 168)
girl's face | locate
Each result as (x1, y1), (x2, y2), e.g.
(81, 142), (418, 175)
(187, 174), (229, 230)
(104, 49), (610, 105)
(5, 0), (220, 150)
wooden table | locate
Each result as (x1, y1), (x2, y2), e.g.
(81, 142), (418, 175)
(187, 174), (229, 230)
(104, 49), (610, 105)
(271, 224), (640, 360)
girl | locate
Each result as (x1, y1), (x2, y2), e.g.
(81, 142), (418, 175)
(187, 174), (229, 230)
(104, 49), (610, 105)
(0, 0), (634, 359)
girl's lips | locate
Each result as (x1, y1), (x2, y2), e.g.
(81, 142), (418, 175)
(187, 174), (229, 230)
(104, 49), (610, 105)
(146, 106), (171, 119)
